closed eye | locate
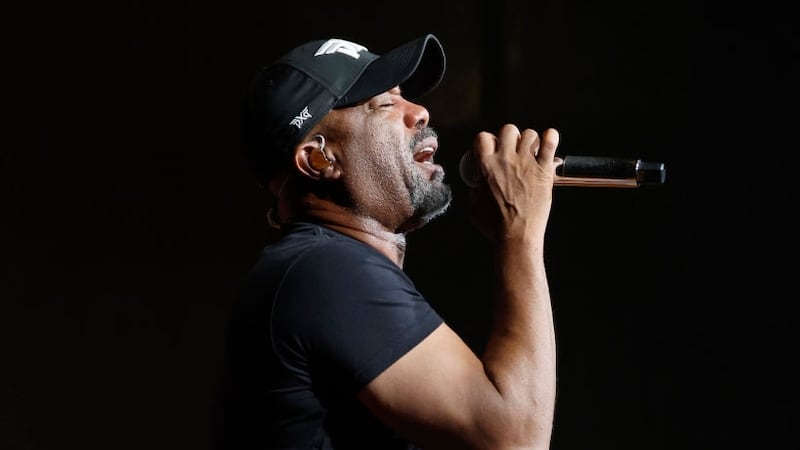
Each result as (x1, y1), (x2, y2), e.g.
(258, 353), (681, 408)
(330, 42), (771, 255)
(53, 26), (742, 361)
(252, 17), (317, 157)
(367, 102), (394, 111)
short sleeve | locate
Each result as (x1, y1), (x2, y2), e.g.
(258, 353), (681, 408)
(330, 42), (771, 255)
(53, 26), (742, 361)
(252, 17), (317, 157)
(270, 238), (443, 392)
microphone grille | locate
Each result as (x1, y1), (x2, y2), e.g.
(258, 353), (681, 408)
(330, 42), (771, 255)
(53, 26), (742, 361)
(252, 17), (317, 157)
(458, 151), (479, 188)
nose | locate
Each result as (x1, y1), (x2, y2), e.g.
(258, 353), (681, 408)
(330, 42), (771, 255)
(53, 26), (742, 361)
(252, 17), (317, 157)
(404, 100), (430, 130)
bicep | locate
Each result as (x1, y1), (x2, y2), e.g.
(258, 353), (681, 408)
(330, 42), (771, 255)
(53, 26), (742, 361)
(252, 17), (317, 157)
(356, 323), (507, 449)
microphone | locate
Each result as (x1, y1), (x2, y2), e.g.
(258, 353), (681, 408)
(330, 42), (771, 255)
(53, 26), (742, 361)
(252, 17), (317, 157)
(459, 152), (666, 188)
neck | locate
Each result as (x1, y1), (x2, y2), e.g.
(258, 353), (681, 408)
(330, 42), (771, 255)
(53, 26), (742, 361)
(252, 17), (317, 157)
(280, 193), (409, 267)
(326, 219), (408, 267)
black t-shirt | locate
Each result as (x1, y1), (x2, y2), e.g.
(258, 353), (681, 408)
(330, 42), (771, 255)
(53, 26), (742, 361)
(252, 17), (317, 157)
(214, 222), (443, 449)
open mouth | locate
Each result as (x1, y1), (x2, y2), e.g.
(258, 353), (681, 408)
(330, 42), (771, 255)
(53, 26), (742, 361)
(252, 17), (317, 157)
(413, 146), (436, 164)
(411, 137), (444, 181)
(412, 136), (438, 164)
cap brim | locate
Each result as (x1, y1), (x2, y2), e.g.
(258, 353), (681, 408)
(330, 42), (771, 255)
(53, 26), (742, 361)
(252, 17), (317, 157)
(334, 34), (446, 108)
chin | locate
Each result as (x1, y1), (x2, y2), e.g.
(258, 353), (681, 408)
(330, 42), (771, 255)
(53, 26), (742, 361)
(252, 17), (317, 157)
(398, 184), (452, 233)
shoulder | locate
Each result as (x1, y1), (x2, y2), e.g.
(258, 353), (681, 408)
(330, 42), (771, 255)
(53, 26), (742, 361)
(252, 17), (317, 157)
(284, 225), (412, 292)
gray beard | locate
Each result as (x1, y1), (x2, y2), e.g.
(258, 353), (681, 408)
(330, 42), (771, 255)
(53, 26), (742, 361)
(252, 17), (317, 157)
(398, 168), (452, 233)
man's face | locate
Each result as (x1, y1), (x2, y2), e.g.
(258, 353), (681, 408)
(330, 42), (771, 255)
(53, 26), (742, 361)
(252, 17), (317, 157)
(321, 87), (452, 233)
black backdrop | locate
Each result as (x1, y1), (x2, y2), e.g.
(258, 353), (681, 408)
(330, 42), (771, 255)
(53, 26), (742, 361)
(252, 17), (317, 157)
(3, 1), (796, 449)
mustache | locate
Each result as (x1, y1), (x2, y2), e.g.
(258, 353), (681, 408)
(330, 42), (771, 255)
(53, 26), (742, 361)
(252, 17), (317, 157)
(409, 126), (439, 153)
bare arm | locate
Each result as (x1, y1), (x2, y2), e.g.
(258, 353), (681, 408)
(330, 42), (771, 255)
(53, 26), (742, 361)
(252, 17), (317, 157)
(358, 125), (560, 449)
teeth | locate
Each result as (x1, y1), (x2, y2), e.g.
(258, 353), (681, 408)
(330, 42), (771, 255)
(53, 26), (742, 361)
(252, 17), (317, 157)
(414, 147), (435, 163)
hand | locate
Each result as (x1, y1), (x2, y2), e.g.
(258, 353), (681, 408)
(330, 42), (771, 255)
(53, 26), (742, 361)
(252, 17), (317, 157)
(467, 124), (560, 241)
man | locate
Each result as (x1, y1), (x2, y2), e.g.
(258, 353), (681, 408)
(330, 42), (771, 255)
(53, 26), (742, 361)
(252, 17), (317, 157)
(215, 33), (561, 449)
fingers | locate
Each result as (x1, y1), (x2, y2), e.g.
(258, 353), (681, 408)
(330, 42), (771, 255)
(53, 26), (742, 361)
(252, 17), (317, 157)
(474, 131), (497, 160)
(496, 125), (558, 161)
(538, 128), (560, 162)
(496, 124), (521, 157)
(471, 125), (560, 177)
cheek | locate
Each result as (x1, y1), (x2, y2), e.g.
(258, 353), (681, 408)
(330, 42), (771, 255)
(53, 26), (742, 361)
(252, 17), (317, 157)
(346, 119), (412, 187)
(359, 126), (404, 171)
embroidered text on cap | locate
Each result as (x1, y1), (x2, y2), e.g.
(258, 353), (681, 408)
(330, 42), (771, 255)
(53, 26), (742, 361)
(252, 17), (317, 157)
(314, 39), (368, 59)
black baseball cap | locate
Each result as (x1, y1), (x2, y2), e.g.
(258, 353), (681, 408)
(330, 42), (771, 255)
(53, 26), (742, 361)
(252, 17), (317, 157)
(242, 34), (446, 182)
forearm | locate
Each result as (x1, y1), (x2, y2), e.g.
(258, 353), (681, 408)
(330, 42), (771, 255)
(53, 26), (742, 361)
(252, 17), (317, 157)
(481, 234), (557, 448)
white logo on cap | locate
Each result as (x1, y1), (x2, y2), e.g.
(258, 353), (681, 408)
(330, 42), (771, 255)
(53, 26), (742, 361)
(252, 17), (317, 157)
(290, 106), (312, 128)
(314, 39), (367, 59)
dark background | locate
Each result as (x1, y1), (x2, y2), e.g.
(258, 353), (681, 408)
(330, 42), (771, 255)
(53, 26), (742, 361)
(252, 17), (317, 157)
(3, 0), (797, 449)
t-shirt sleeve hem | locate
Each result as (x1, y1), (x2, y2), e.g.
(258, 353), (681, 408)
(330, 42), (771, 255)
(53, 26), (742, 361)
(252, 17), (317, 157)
(352, 308), (444, 389)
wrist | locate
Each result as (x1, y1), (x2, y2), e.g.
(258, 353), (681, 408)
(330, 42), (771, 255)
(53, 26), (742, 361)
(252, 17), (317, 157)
(496, 233), (545, 257)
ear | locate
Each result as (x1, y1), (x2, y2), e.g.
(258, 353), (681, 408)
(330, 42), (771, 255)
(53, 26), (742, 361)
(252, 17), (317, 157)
(293, 135), (341, 180)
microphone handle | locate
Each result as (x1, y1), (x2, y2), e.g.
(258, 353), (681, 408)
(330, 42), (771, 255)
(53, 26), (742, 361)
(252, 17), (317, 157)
(459, 153), (666, 188)
(555, 156), (666, 188)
